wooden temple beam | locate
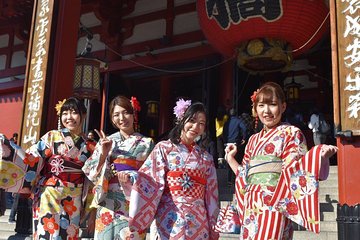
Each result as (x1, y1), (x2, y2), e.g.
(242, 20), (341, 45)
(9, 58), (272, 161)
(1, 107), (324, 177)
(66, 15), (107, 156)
(106, 44), (217, 72)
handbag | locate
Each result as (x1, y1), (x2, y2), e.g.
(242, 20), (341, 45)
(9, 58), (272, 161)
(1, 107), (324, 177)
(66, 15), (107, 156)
(214, 202), (241, 234)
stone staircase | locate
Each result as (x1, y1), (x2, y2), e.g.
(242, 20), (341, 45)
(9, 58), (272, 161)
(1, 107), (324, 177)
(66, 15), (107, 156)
(0, 166), (338, 240)
(216, 166), (339, 240)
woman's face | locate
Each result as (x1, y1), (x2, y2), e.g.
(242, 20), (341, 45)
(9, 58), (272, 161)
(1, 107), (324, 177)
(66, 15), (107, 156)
(61, 109), (83, 135)
(256, 95), (286, 130)
(112, 105), (134, 135)
(180, 112), (206, 144)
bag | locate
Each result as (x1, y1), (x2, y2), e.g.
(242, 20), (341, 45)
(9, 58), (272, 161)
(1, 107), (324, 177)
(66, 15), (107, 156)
(319, 115), (330, 134)
(214, 203), (241, 234)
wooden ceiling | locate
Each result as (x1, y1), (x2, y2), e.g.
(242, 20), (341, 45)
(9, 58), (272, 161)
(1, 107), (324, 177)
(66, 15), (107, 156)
(0, 0), (204, 60)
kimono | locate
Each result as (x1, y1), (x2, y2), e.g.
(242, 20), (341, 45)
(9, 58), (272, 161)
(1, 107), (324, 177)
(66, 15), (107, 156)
(0, 129), (95, 240)
(82, 132), (154, 240)
(235, 123), (328, 240)
(129, 140), (219, 240)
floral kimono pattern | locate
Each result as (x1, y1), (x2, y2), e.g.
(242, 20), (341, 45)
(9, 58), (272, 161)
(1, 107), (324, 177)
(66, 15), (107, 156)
(235, 123), (327, 240)
(1, 129), (95, 240)
(129, 140), (219, 240)
(82, 132), (154, 240)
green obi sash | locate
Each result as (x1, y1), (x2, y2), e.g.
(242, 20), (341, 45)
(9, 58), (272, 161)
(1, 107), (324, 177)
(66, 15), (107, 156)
(247, 155), (282, 187)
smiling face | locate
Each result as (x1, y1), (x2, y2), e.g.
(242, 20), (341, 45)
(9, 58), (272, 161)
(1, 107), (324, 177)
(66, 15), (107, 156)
(180, 111), (206, 145)
(61, 109), (84, 135)
(112, 104), (135, 136)
(255, 94), (286, 130)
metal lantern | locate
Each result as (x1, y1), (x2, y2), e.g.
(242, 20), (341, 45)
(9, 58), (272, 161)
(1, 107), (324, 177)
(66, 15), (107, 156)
(285, 76), (303, 102)
(73, 57), (101, 101)
(146, 101), (159, 117)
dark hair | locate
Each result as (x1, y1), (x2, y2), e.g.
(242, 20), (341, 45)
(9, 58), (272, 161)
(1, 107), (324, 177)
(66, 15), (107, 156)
(253, 82), (286, 111)
(168, 102), (209, 149)
(108, 95), (134, 128)
(12, 133), (18, 138)
(60, 97), (87, 128)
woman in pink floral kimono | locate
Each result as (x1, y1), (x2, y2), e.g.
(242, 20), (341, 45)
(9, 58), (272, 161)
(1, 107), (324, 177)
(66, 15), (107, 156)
(129, 99), (219, 240)
(82, 95), (154, 239)
(0, 97), (95, 239)
(225, 82), (337, 240)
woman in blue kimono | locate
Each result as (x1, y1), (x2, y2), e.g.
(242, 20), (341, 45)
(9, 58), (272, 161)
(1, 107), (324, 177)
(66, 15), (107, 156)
(82, 95), (154, 239)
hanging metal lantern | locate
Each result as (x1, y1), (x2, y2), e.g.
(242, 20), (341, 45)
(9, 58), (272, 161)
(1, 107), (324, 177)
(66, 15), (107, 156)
(73, 57), (101, 101)
(146, 101), (159, 117)
(285, 75), (303, 102)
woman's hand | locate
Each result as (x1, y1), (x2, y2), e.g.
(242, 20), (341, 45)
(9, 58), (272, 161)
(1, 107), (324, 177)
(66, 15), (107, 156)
(225, 143), (237, 161)
(94, 129), (112, 157)
(321, 144), (338, 160)
(94, 129), (112, 174)
(225, 143), (240, 174)
(116, 172), (131, 183)
(319, 144), (338, 180)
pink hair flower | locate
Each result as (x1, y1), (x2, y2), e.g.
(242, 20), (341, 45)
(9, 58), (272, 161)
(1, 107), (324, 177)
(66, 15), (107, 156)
(173, 98), (191, 121)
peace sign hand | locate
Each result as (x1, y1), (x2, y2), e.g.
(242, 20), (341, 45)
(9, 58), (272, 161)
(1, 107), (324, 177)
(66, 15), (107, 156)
(94, 129), (112, 157)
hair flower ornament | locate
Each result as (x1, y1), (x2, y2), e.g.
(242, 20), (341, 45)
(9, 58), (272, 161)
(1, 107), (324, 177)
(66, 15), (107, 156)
(174, 98), (191, 121)
(250, 89), (259, 105)
(130, 96), (141, 112)
(55, 99), (67, 116)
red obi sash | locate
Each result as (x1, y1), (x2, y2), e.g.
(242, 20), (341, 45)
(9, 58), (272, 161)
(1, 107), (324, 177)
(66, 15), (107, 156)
(167, 168), (206, 199)
(44, 155), (84, 185)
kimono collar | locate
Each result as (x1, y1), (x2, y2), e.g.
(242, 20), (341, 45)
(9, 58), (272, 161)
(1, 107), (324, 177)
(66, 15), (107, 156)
(61, 128), (85, 149)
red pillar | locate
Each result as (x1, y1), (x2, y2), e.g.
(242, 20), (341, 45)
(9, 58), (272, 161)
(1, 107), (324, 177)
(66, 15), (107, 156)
(46, 0), (81, 131)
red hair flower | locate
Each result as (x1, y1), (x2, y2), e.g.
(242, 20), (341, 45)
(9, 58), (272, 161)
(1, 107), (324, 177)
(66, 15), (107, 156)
(130, 97), (141, 112)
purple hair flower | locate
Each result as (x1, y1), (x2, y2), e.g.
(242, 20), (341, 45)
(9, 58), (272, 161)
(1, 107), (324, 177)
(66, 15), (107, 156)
(173, 98), (191, 121)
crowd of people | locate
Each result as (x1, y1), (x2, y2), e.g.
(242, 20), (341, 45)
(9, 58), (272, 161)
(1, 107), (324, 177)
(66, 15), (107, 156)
(0, 82), (337, 240)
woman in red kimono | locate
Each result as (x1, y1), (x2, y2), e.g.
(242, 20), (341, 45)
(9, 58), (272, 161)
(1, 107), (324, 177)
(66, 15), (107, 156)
(226, 82), (337, 240)
(129, 99), (219, 240)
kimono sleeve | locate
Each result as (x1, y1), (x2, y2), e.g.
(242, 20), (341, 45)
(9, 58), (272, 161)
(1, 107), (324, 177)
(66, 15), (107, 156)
(0, 132), (49, 192)
(129, 143), (167, 232)
(204, 161), (220, 240)
(82, 142), (110, 183)
(269, 134), (325, 233)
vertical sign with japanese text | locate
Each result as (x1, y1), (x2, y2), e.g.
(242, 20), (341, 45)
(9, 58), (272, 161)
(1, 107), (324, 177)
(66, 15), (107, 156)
(20, 0), (55, 149)
(336, 1), (360, 135)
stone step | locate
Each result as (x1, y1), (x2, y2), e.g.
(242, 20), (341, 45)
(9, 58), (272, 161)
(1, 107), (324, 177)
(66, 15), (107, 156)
(293, 230), (338, 240)
(320, 179), (338, 188)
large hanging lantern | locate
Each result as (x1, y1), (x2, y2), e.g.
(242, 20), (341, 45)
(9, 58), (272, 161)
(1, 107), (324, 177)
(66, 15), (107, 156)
(73, 57), (101, 101)
(197, 0), (329, 73)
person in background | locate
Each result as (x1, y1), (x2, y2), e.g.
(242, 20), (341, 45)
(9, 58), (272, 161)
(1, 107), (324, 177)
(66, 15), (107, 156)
(0, 189), (5, 217)
(10, 133), (18, 144)
(215, 105), (228, 168)
(0, 97), (95, 239)
(129, 99), (219, 239)
(82, 95), (154, 239)
(223, 108), (248, 185)
(8, 133), (19, 224)
(308, 108), (327, 145)
(87, 130), (97, 143)
(225, 82), (337, 239)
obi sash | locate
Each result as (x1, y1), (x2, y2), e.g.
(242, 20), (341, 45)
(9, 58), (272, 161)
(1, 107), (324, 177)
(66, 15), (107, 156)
(44, 155), (84, 185)
(166, 168), (206, 199)
(111, 158), (143, 172)
(247, 156), (282, 186)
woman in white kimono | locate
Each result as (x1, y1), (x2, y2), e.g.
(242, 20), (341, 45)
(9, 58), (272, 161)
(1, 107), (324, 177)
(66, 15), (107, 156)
(129, 99), (219, 240)
(0, 97), (95, 239)
(82, 95), (154, 239)
(225, 82), (338, 239)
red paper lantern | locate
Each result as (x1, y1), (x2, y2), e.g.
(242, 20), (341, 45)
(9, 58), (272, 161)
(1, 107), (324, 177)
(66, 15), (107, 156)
(197, 0), (329, 72)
